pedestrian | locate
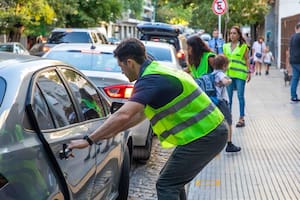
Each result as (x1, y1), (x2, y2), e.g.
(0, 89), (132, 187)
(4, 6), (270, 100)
(252, 36), (266, 75)
(244, 33), (252, 49)
(289, 22), (300, 102)
(68, 38), (228, 200)
(208, 28), (225, 55)
(213, 55), (241, 152)
(223, 26), (251, 128)
(184, 35), (215, 77)
(262, 46), (274, 75)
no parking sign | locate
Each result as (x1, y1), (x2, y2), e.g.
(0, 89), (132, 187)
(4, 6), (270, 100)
(212, 0), (227, 15)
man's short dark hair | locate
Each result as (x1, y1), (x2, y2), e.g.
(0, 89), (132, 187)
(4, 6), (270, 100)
(113, 38), (146, 64)
(296, 22), (300, 29)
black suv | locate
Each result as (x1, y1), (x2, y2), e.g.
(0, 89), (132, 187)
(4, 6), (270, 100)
(137, 22), (187, 68)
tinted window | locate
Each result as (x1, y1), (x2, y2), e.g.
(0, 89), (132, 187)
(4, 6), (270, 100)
(145, 46), (172, 62)
(0, 77), (6, 107)
(37, 70), (78, 127)
(46, 51), (121, 72)
(48, 32), (91, 44)
(0, 45), (13, 52)
(32, 86), (55, 130)
(61, 69), (106, 120)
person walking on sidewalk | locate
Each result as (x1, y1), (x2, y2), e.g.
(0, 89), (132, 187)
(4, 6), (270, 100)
(68, 38), (228, 200)
(184, 35), (216, 77)
(208, 28), (225, 55)
(289, 22), (300, 102)
(262, 46), (274, 75)
(252, 36), (266, 75)
(223, 26), (251, 128)
(213, 55), (241, 152)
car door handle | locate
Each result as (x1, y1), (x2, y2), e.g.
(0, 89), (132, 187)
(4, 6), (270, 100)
(59, 144), (73, 160)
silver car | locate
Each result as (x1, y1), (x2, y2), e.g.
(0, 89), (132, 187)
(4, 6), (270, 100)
(0, 52), (131, 199)
(43, 43), (153, 162)
(0, 42), (30, 55)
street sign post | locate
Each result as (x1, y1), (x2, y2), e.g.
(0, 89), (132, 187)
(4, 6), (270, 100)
(212, 0), (227, 39)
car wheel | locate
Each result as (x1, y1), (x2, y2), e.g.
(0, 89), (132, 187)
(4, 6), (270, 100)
(133, 126), (153, 162)
(116, 146), (130, 200)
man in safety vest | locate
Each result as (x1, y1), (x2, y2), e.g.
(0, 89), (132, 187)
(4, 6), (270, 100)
(68, 38), (228, 199)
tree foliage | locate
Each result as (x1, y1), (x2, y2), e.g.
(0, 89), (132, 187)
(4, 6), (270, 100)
(156, 0), (270, 34)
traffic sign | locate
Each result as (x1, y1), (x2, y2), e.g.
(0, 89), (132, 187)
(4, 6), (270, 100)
(212, 0), (227, 15)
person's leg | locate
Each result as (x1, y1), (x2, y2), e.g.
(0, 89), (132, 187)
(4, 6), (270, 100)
(255, 61), (259, 75)
(258, 62), (262, 75)
(226, 78), (235, 111)
(235, 79), (246, 126)
(290, 64), (300, 100)
(156, 121), (228, 200)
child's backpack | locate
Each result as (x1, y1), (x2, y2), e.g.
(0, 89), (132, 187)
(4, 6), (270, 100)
(194, 73), (219, 105)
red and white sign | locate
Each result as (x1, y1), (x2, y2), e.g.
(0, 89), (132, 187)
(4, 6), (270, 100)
(212, 0), (227, 15)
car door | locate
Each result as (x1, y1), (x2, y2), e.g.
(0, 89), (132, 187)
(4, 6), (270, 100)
(59, 67), (123, 199)
(30, 68), (99, 199)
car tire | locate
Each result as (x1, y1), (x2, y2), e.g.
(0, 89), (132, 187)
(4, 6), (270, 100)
(133, 126), (153, 162)
(116, 146), (130, 200)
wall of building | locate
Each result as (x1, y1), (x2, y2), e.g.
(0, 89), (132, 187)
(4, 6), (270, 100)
(277, 0), (300, 68)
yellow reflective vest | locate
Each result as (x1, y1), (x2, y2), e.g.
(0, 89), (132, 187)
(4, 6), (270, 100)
(223, 43), (248, 80)
(142, 61), (224, 148)
(189, 52), (215, 78)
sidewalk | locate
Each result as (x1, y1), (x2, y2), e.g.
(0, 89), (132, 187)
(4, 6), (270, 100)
(187, 67), (300, 200)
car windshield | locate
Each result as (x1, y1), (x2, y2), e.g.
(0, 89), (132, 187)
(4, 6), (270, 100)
(48, 32), (91, 44)
(46, 51), (121, 72)
(145, 46), (172, 62)
(0, 77), (6, 107)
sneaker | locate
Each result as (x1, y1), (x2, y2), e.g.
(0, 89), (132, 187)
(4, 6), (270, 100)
(265, 71), (269, 75)
(226, 143), (241, 152)
(291, 98), (300, 102)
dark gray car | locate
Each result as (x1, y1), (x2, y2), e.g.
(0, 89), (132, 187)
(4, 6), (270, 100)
(0, 52), (131, 199)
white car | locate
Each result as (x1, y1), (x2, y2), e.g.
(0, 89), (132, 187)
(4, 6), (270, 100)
(43, 43), (153, 161)
(142, 41), (182, 70)
(0, 42), (30, 55)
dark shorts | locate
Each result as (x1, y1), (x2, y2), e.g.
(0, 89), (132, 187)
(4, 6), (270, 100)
(217, 100), (232, 125)
(264, 62), (271, 66)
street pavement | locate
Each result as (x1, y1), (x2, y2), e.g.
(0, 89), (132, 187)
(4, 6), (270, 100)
(129, 67), (300, 200)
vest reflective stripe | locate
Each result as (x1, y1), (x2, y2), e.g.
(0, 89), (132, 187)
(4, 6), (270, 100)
(150, 89), (201, 126)
(223, 43), (248, 80)
(160, 103), (215, 138)
(142, 61), (224, 148)
(189, 52), (215, 78)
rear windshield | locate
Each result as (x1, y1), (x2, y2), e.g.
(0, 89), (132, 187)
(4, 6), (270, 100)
(48, 32), (92, 44)
(0, 45), (13, 52)
(145, 46), (172, 62)
(0, 77), (6, 107)
(46, 51), (121, 72)
(141, 35), (180, 51)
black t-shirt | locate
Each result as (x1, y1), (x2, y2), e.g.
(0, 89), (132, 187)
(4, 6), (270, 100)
(289, 32), (300, 64)
(129, 60), (183, 109)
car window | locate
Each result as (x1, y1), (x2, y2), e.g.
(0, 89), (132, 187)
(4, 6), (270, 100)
(36, 69), (79, 128)
(0, 45), (13, 52)
(46, 51), (121, 72)
(147, 36), (180, 51)
(32, 85), (55, 130)
(0, 77), (6, 107)
(61, 68), (107, 120)
(48, 32), (91, 44)
(90, 32), (98, 43)
(145, 46), (172, 62)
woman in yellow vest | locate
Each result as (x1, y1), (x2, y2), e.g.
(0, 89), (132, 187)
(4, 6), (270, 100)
(223, 26), (251, 127)
(184, 35), (216, 78)
(68, 38), (228, 199)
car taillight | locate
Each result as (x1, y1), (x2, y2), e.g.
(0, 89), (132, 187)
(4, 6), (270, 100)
(103, 84), (133, 99)
(42, 46), (50, 52)
(177, 50), (185, 59)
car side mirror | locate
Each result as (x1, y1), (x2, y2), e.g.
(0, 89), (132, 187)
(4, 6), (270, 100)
(110, 102), (124, 114)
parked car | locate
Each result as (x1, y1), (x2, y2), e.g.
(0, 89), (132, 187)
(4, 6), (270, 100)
(0, 52), (132, 199)
(137, 22), (188, 68)
(43, 43), (153, 161)
(0, 42), (29, 55)
(142, 40), (182, 70)
(29, 28), (105, 57)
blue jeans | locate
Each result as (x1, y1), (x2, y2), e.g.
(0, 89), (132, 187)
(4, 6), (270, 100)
(226, 78), (246, 118)
(290, 64), (300, 99)
(156, 121), (228, 200)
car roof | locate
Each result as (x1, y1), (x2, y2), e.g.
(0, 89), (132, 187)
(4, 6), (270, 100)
(44, 43), (116, 53)
(51, 28), (96, 33)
